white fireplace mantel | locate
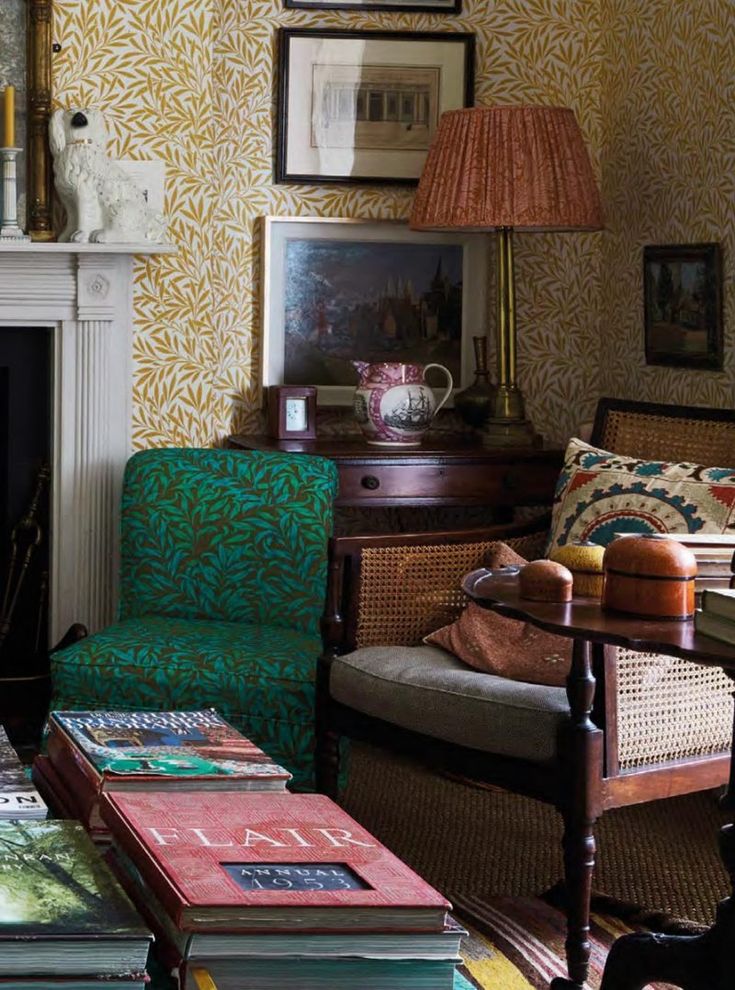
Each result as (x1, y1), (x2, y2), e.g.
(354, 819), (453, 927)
(0, 242), (175, 644)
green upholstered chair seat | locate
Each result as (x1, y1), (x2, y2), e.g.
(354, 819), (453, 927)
(49, 448), (338, 790)
(52, 616), (321, 791)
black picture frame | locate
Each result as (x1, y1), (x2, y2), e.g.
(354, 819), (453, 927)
(285, 0), (461, 10)
(643, 243), (723, 371)
(276, 28), (475, 186)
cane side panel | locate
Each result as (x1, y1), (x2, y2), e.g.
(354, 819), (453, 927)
(355, 533), (546, 649)
(615, 648), (734, 769)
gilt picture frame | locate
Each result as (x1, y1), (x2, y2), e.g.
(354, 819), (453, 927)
(0, 1), (53, 240)
(644, 243), (723, 370)
(276, 29), (475, 185)
(261, 216), (488, 407)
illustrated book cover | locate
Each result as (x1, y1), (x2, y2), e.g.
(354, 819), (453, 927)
(0, 820), (151, 975)
(48, 709), (290, 787)
(100, 791), (450, 932)
(0, 727), (47, 820)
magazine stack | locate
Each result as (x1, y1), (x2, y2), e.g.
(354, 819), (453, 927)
(0, 726), (46, 820)
(0, 819), (151, 988)
(32, 709), (291, 843)
(102, 790), (464, 990)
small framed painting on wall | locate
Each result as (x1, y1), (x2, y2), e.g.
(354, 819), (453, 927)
(261, 216), (488, 407)
(285, 0), (460, 9)
(643, 243), (723, 370)
(276, 29), (474, 184)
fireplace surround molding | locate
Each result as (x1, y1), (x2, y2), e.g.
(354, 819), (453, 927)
(0, 242), (174, 644)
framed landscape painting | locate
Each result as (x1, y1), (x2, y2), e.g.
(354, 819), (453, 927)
(644, 243), (723, 370)
(276, 29), (474, 184)
(261, 217), (488, 406)
(285, 0), (461, 9)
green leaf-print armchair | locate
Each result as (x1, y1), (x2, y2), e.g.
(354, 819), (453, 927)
(50, 448), (338, 790)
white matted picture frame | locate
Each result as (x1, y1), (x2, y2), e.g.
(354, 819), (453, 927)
(261, 216), (489, 407)
(276, 29), (475, 184)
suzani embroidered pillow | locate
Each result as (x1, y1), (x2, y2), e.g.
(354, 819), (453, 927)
(547, 438), (735, 552)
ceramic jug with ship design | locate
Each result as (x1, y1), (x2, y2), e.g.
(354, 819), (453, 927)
(352, 361), (453, 447)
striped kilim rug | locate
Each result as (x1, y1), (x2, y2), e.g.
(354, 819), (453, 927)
(453, 894), (679, 989)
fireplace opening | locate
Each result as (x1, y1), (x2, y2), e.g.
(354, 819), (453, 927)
(0, 327), (52, 744)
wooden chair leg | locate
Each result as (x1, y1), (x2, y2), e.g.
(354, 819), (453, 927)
(315, 726), (341, 799)
(314, 654), (340, 798)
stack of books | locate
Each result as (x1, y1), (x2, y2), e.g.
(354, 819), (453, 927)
(694, 587), (735, 644)
(102, 790), (464, 990)
(642, 532), (735, 595)
(0, 819), (151, 988)
(0, 726), (46, 820)
(32, 709), (291, 843)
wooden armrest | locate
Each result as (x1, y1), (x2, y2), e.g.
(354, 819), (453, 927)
(322, 517), (551, 654)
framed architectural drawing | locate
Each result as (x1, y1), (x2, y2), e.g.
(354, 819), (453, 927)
(276, 29), (474, 184)
(261, 216), (488, 406)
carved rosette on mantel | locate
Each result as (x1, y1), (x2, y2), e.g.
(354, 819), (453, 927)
(0, 242), (175, 643)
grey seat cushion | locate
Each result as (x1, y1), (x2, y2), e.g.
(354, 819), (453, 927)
(330, 645), (570, 764)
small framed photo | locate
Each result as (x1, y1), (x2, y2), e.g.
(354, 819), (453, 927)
(644, 243), (723, 370)
(266, 385), (317, 439)
(285, 0), (460, 9)
(261, 216), (488, 407)
(276, 29), (474, 185)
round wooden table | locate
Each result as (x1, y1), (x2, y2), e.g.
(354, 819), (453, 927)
(463, 568), (735, 990)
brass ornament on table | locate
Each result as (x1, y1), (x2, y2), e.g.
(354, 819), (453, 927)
(454, 334), (496, 429)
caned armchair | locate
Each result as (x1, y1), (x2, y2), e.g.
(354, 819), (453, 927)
(316, 398), (735, 990)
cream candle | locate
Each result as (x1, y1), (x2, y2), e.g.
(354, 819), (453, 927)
(3, 86), (15, 147)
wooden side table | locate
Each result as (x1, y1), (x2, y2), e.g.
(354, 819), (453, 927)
(227, 436), (563, 513)
(463, 569), (735, 990)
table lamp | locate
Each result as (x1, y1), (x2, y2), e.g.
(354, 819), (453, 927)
(410, 105), (602, 446)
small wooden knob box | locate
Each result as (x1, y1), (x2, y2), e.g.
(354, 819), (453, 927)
(602, 534), (697, 620)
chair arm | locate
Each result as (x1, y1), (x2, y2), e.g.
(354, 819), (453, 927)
(323, 516), (549, 653)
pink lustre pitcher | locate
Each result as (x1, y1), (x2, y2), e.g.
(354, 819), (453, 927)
(352, 361), (453, 447)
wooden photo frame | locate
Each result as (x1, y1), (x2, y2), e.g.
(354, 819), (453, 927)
(261, 216), (488, 407)
(266, 385), (318, 440)
(276, 29), (474, 185)
(644, 243), (723, 370)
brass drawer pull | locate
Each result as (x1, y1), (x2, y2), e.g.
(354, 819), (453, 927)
(361, 475), (380, 490)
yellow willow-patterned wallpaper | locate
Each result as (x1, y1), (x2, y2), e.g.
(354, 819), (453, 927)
(52, 0), (603, 448)
(598, 1), (735, 408)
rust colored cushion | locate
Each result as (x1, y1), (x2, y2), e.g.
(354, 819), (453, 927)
(424, 542), (572, 687)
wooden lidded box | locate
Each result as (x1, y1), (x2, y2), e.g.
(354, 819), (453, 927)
(602, 534), (697, 620)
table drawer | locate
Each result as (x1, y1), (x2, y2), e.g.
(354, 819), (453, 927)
(337, 460), (558, 506)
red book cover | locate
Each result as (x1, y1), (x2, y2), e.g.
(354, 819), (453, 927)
(101, 792), (450, 933)
(32, 756), (110, 842)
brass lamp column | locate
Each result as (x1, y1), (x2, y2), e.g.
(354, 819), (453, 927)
(410, 105), (603, 447)
(486, 226), (536, 445)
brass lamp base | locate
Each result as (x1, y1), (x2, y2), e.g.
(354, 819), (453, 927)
(481, 383), (542, 447)
(482, 417), (541, 448)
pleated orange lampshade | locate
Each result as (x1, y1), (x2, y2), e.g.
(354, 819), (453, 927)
(410, 105), (603, 232)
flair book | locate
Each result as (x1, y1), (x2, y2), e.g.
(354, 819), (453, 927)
(100, 791), (451, 933)
(45, 709), (291, 830)
(0, 820), (151, 976)
(0, 726), (47, 820)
